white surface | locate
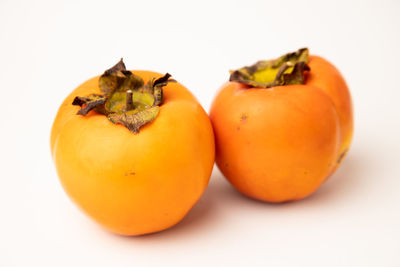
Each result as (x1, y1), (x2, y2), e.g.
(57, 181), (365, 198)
(1, 0), (399, 266)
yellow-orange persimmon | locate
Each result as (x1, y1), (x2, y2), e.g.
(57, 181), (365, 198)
(51, 60), (215, 235)
(209, 48), (353, 202)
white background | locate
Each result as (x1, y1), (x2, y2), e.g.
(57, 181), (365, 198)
(1, 0), (399, 266)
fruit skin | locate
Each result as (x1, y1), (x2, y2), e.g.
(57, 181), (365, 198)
(51, 71), (215, 235)
(209, 55), (353, 202)
(307, 56), (353, 174)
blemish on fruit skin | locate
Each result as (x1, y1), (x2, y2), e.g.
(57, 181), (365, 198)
(224, 162), (229, 168)
(124, 172), (136, 176)
(336, 149), (348, 164)
(237, 114), (247, 130)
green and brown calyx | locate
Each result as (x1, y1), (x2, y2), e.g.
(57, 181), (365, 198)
(72, 59), (175, 133)
(229, 48), (310, 88)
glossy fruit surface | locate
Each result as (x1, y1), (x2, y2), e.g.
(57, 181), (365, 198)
(210, 49), (352, 202)
(51, 70), (215, 235)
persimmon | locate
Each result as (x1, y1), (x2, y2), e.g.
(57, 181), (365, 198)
(51, 60), (215, 235)
(209, 48), (353, 202)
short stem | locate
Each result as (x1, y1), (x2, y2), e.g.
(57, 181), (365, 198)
(126, 90), (134, 111)
(273, 62), (294, 85)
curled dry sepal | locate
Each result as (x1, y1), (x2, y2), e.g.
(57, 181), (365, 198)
(72, 59), (175, 133)
(229, 48), (311, 88)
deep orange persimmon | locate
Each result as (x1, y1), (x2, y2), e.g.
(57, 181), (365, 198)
(209, 48), (353, 202)
(51, 63), (215, 235)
